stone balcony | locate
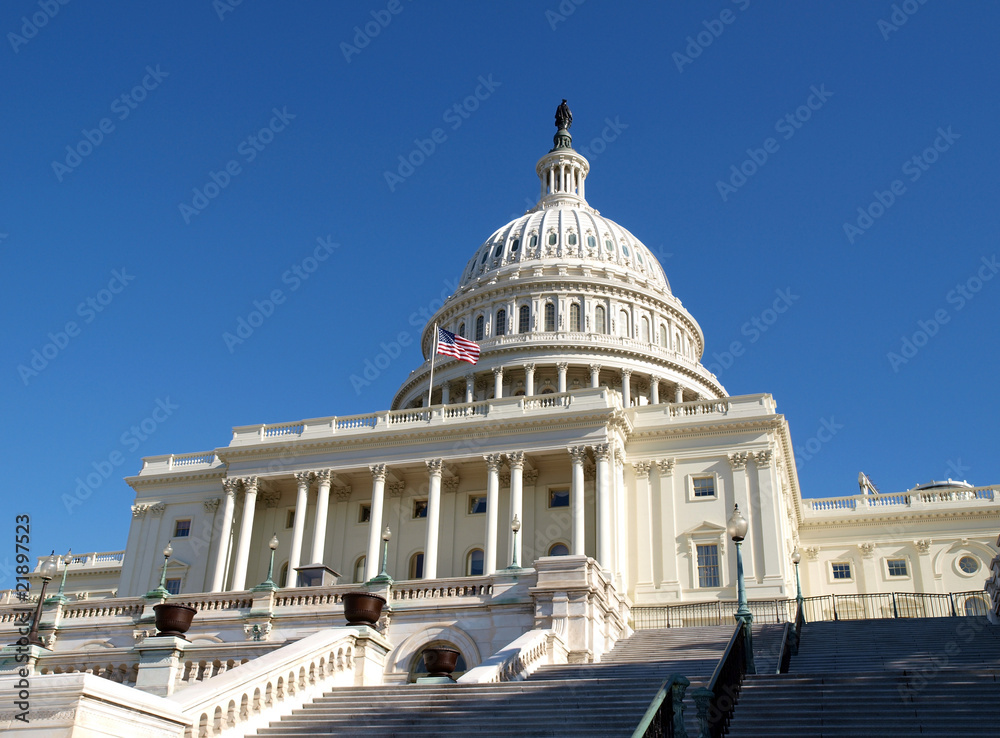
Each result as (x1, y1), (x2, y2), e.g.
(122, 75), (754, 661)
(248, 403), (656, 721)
(801, 486), (999, 520)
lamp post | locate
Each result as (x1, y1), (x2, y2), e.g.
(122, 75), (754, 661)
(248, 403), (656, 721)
(726, 504), (755, 674)
(510, 515), (521, 569)
(25, 552), (59, 648)
(369, 526), (394, 585)
(145, 543), (173, 599)
(253, 534), (280, 592)
(45, 549), (73, 606)
(791, 547), (803, 609)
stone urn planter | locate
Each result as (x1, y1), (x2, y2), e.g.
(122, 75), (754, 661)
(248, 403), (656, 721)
(153, 603), (197, 639)
(342, 591), (386, 626)
(422, 647), (461, 677)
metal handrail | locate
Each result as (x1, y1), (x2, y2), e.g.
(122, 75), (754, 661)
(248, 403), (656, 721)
(702, 623), (746, 738)
(631, 674), (684, 738)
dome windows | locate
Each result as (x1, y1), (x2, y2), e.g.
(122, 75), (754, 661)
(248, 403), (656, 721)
(475, 316), (485, 341)
(544, 302), (556, 332)
(622, 244), (630, 257)
(640, 316), (650, 342)
(493, 243), (503, 258)
(548, 233), (557, 246)
(595, 305), (607, 334)
(458, 322), (466, 338)
(618, 309), (630, 337)
(569, 303), (581, 332)
(518, 305), (530, 333)
(605, 239), (613, 252)
(511, 237), (520, 252)
(587, 235), (596, 249)
(529, 234), (538, 248)
(568, 233), (577, 246)
(495, 308), (507, 336)
(480, 250), (489, 265)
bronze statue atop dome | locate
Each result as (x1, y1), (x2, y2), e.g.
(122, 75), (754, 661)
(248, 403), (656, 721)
(551, 99), (573, 151)
(555, 99), (573, 131)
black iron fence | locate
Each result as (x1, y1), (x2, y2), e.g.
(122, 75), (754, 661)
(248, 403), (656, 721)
(632, 590), (990, 629)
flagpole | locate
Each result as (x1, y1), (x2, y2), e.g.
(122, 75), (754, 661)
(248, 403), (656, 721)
(426, 322), (437, 408)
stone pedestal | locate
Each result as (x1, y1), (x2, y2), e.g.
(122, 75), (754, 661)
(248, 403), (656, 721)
(134, 635), (187, 697)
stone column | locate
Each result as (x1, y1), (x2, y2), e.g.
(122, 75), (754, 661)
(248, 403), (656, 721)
(441, 383), (450, 405)
(675, 384), (684, 403)
(230, 477), (258, 591)
(614, 446), (629, 587)
(569, 446), (587, 556)
(621, 369), (632, 407)
(508, 451), (524, 566)
(465, 375), (474, 403)
(729, 453), (755, 581)
(593, 444), (613, 570)
(753, 450), (782, 582)
(484, 454), (503, 575)
(655, 459), (679, 590)
(310, 470), (332, 564)
(424, 459), (443, 579)
(523, 364), (535, 396)
(493, 367), (503, 399)
(633, 462), (653, 587)
(650, 376), (660, 404)
(209, 479), (238, 592)
(364, 464), (388, 581)
(287, 472), (311, 585)
(557, 363), (568, 393)
(589, 363), (601, 388)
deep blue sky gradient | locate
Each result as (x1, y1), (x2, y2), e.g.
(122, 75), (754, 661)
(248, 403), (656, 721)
(2, 1), (998, 576)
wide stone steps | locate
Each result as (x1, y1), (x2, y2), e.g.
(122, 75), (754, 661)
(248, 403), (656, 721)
(727, 617), (1000, 736)
(259, 625), (740, 737)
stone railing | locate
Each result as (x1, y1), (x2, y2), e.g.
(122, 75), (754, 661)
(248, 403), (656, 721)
(802, 486), (998, 515)
(59, 597), (145, 620)
(389, 577), (494, 602)
(458, 628), (567, 684)
(667, 397), (731, 419)
(225, 387), (614, 448)
(141, 453), (224, 475)
(169, 627), (390, 738)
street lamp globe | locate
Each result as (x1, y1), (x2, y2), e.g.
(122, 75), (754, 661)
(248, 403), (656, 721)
(163, 543), (173, 560)
(791, 547), (801, 565)
(268, 534), (279, 551)
(39, 552), (59, 582)
(382, 526), (392, 542)
(511, 515), (521, 533)
(727, 504), (748, 542)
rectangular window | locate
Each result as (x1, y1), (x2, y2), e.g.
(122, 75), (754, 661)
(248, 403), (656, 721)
(173, 519), (191, 538)
(413, 499), (428, 519)
(831, 562), (852, 580)
(692, 477), (715, 498)
(549, 489), (570, 508)
(696, 544), (720, 588)
(468, 495), (487, 514)
(518, 306), (530, 333)
(359, 504), (371, 523)
(165, 578), (181, 595)
(285, 509), (295, 529)
(887, 558), (908, 577)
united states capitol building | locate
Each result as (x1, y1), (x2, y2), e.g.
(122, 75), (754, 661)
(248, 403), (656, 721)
(2, 105), (998, 737)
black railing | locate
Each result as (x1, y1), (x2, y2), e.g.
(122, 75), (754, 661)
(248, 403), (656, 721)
(632, 590), (989, 630)
(699, 623), (747, 738)
(632, 674), (688, 738)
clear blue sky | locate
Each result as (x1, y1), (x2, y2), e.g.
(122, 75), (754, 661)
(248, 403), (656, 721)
(2, 1), (998, 577)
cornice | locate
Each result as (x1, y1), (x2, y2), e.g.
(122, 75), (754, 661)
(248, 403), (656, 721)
(799, 509), (1000, 529)
(126, 468), (227, 490)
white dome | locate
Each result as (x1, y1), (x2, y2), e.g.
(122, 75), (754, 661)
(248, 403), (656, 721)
(392, 110), (725, 410)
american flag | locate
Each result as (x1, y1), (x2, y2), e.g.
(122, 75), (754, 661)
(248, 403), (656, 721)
(436, 327), (480, 364)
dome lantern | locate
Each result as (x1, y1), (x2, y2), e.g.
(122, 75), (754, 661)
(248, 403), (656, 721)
(536, 99), (589, 208)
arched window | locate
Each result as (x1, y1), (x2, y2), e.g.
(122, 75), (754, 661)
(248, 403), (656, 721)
(569, 303), (581, 332)
(409, 552), (424, 579)
(568, 233), (577, 245)
(279, 562), (289, 588)
(675, 332), (681, 351)
(458, 322), (466, 338)
(353, 556), (366, 584)
(475, 316), (485, 341)
(659, 324), (668, 348)
(518, 305), (530, 333)
(495, 309), (506, 336)
(467, 548), (484, 576)
(618, 309), (630, 337)
(640, 316), (650, 343)
(544, 302), (556, 332)
(549, 543), (570, 556)
(595, 305), (606, 334)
